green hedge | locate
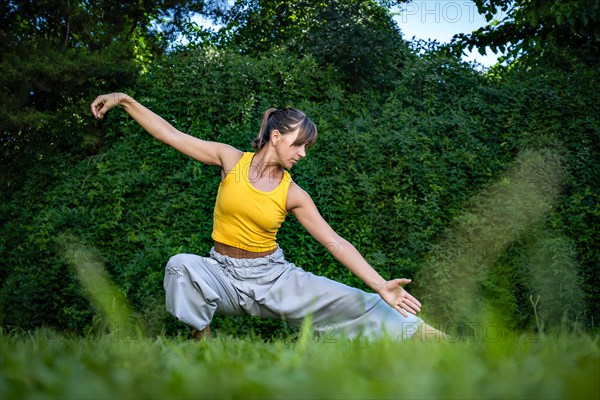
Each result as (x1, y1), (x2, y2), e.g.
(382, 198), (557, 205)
(1, 46), (597, 337)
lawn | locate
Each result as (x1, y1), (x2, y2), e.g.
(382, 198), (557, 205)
(1, 328), (598, 399)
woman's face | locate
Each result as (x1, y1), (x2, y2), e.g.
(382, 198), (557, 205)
(275, 129), (307, 169)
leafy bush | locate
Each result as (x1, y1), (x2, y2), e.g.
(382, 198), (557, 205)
(1, 43), (597, 338)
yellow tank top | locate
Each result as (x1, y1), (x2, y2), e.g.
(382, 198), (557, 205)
(211, 152), (292, 252)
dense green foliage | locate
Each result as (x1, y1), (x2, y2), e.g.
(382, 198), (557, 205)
(455, 0), (600, 64)
(0, 0), (221, 198)
(221, 0), (409, 90)
(0, 0), (598, 340)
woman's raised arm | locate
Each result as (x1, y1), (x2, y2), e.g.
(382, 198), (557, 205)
(91, 93), (241, 171)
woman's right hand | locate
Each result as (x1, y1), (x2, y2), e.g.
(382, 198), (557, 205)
(91, 93), (127, 120)
(377, 278), (422, 318)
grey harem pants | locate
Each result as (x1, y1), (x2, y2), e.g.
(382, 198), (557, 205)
(164, 247), (423, 340)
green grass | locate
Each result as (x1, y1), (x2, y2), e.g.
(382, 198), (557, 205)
(4, 234), (597, 399)
(1, 329), (598, 400)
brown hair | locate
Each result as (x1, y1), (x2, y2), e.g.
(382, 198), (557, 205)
(251, 107), (318, 150)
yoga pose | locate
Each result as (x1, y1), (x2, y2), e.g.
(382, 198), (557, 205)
(91, 93), (445, 341)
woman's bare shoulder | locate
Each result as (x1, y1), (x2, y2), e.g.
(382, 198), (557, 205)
(219, 145), (245, 178)
(286, 181), (313, 211)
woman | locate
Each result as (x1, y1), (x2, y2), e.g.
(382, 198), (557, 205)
(91, 93), (445, 342)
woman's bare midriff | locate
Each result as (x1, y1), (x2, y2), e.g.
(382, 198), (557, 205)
(214, 241), (276, 259)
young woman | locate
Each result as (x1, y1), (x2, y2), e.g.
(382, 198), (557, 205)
(91, 93), (445, 342)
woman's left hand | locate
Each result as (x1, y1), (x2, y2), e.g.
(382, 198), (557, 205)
(377, 279), (422, 317)
(90, 92), (127, 120)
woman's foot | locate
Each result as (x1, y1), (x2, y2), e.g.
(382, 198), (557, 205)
(191, 325), (212, 341)
(410, 323), (449, 343)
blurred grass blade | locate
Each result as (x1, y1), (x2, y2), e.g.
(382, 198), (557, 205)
(417, 149), (569, 327)
(56, 233), (138, 340)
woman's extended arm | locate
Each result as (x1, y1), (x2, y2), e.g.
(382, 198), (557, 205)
(287, 183), (422, 317)
(91, 93), (241, 172)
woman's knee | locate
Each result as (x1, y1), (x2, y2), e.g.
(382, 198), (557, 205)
(165, 253), (197, 277)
